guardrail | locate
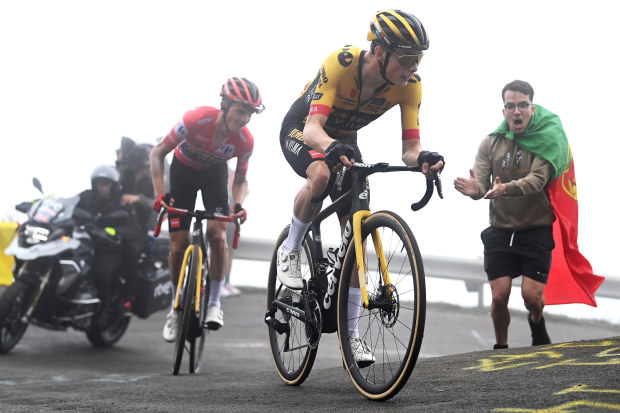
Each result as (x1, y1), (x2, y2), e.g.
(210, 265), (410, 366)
(236, 237), (620, 308)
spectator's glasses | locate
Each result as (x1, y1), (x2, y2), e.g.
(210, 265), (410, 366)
(504, 102), (531, 112)
(391, 51), (423, 68)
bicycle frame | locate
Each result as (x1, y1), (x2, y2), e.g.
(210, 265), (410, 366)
(306, 162), (438, 332)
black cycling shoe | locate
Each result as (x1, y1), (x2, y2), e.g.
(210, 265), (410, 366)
(528, 313), (551, 346)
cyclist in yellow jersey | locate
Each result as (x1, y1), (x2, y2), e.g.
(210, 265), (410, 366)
(277, 10), (445, 365)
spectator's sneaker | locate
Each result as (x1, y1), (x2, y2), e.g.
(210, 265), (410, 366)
(528, 313), (551, 346)
(224, 284), (241, 297)
(277, 249), (303, 289)
(162, 310), (179, 342)
(349, 334), (375, 368)
(206, 306), (224, 330)
(220, 285), (232, 298)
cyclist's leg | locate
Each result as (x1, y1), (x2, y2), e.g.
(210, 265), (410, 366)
(164, 159), (196, 342)
(206, 220), (227, 309)
(168, 157), (200, 301)
(201, 162), (229, 329)
(278, 125), (329, 289)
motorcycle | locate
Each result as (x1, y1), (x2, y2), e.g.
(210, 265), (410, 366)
(0, 178), (171, 354)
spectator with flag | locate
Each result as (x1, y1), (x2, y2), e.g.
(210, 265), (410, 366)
(454, 80), (604, 350)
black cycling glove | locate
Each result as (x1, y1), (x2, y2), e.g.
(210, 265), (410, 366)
(324, 141), (356, 170)
(417, 150), (445, 172)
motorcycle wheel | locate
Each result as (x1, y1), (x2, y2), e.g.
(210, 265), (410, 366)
(0, 281), (34, 354)
(86, 309), (131, 347)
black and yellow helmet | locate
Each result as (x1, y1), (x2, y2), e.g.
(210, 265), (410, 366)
(368, 10), (429, 53)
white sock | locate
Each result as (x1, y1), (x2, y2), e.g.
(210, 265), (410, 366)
(208, 279), (224, 309)
(347, 287), (362, 336)
(170, 285), (177, 312)
(283, 215), (310, 253)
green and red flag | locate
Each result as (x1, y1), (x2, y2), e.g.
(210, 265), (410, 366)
(492, 105), (605, 306)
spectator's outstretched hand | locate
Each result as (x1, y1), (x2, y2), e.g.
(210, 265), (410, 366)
(454, 169), (480, 197)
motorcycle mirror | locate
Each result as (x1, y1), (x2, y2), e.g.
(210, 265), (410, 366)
(32, 177), (44, 195)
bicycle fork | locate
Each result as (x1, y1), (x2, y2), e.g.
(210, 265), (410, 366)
(352, 210), (392, 309)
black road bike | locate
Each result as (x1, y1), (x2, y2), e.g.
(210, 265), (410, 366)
(154, 207), (241, 375)
(265, 162), (442, 400)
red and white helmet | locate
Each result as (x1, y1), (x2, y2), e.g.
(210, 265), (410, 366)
(220, 77), (265, 114)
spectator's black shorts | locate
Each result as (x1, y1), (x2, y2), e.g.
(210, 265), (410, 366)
(481, 225), (554, 284)
(168, 157), (229, 232)
(279, 121), (364, 219)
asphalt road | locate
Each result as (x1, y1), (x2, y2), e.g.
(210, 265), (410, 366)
(1, 287), (619, 412)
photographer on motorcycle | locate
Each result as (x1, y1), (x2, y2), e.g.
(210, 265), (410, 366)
(77, 165), (141, 327)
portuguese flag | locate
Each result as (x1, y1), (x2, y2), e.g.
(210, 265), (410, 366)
(492, 105), (605, 306)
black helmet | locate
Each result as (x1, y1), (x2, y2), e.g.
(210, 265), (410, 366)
(91, 164), (120, 191)
(220, 77), (265, 114)
(367, 10), (429, 53)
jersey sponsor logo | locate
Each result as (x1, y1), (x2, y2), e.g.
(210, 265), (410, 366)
(170, 217), (181, 228)
(318, 66), (328, 87)
(312, 92), (324, 101)
(337, 48), (354, 67)
(324, 220), (352, 309)
(215, 144), (235, 157)
(286, 139), (302, 156)
(309, 150), (324, 159)
(287, 128), (304, 141)
(174, 121), (188, 139)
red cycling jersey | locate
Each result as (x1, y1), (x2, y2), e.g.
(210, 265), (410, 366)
(163, 106), (254, 175)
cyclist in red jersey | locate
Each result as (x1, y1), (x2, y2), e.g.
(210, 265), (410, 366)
(277, 10), (445, 365)
(150, 77), (264, 342)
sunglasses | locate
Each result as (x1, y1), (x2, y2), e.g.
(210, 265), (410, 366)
(392, 52), (423, 68)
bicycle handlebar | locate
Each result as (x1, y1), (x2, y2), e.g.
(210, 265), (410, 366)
(310, 162), (443, 211)
(153, 206), (243, 249)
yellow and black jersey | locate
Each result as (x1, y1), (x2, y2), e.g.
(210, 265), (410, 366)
(283, 45), (422, 142)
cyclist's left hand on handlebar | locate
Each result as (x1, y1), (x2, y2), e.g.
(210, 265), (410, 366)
(232, 203), (247, 224)
(324, 141), (356, 172)
(418, 150), (445, 179)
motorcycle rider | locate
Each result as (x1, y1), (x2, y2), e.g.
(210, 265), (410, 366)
(77, 165), (141, 327)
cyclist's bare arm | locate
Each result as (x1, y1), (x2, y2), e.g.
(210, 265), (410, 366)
(231, 172), (248, 217)
(402, 139), (444, 179)
(303, 113), (354, 167)
(150, 140), (173, 198)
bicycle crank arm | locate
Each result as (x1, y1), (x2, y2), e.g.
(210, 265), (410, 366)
(270, 300), (307, 323)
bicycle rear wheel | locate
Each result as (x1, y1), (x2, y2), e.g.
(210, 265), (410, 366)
(266, 226), (317, 386)
(337, 211), (426, 400)
(172, 246), (199, 375)
(191, 258), (210, 373)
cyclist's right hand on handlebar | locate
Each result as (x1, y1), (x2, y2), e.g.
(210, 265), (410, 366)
(153, 193), (172, 212)
(324, 141), (356, 172)
(418, 150), (445, 178)
(232, 203), (247, 224)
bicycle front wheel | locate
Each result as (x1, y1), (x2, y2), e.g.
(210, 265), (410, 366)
(191, 258), (210, 373)
(337, 211), (426, 400)
(172, 246), (199, 375)
(266, 225), (317, 386)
